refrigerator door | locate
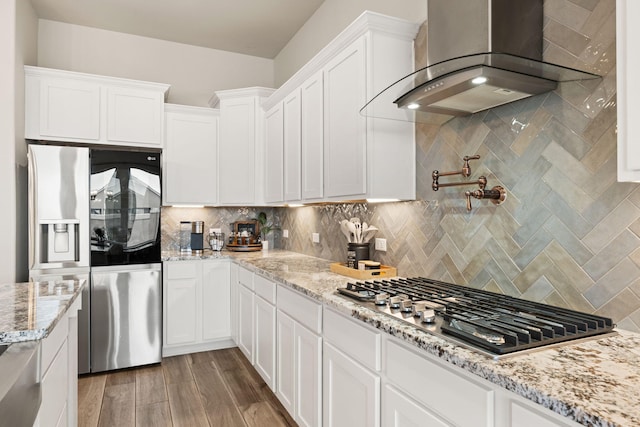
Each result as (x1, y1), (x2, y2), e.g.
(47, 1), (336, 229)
(90, 149), (161, 266)
(90, 263), (162, 372)
(28, 144), (90, 271)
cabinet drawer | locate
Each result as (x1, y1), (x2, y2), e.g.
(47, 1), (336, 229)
(278, 285), (322, 334)
(385, 339), (494, 427)
(41, 314), (69, 373)
(40, 338), (69, 425)
(254, 274), (276, 304)
(323, 308), (380, 371)
(166, 261), (198, 279)
(238, 266), (254, 291)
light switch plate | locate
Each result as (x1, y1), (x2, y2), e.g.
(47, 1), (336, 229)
(375, 238), (387, 252)
(312, 232), (320, 243)
(283, 229), (289, 238)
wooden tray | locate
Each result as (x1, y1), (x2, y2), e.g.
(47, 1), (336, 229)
(226, 243), (263, 252)
(330, 262), (397, 279)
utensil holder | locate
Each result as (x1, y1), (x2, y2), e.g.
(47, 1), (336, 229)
(347, 243), (370, 269)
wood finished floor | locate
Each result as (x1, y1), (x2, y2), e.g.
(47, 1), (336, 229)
(78, 348), (297, 427)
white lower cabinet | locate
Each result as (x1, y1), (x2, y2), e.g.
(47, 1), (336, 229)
(34, 295), (81, 427)
(230, 262), (239, 344)
(234, 267), (277, 390)
(163, 260), (233, 356)
(323, 308), (381, 427)
(238, 282), (255, 363)
(323, 342), (380, 427)
(385, 338), (493, 427)
(383, 385), (449, 427)
(276, 284), (323, 427)
(254, 295), (276, 390)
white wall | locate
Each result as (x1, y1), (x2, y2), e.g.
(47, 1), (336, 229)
(37, 20), (275, 106)
(0, 0), (16, 283)
(15, 0), (38, 281)
(273, 0), (427, 86)
(0, 0), (37, 282)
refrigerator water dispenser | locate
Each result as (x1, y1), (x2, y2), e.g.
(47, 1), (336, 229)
(42, 220), (80, 263)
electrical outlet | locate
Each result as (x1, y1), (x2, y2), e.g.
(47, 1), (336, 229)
(312, 232), (320, 243)
(283, 229), (289, 238)
(375, 238), (387, 252)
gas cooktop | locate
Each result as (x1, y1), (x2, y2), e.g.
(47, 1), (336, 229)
(337, 277), (616, 359)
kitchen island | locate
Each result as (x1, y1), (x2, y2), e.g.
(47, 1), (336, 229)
(0, 279), (85, 426)
(165, 249), (639, 427)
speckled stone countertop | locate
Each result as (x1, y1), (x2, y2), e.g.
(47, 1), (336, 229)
(163, 250), (640, 427)
(0, 279), (85, 343)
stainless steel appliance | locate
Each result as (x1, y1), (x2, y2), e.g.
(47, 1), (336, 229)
(28, 144), (91, 373)
(89, 148), (162, 372)
(337, 278), (615, 359)
(29, 144), (163, 373)
(361, 0), (601, 124)
(90, 264), (161, 372)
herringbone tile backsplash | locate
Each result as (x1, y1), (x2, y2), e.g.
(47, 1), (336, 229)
(280, 0), (640, 330)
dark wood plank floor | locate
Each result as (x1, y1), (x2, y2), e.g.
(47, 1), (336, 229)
(78, 348), (297, 427)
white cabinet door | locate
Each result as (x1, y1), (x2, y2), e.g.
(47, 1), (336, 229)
(323, 342), (380, 427)
(219, 97), (257, 204)
(165, 275), (198, 346)
(301, 71), (324, 201)
(277, 310), (296, 415)
(238, 283), (255, 363)
(254, 295), (277, 391)
(36, 76), (101, 141)
(265, 102), (284, 203)
(323, 37), (367, 199)
(617, 0), (640, 181)
(296, 322), (322, 427)
(164, 105), (218, 206)
(383, 385), (449, 427)
(107, 86), (164, 146)
(230, 262), (239, 344)
(284, 89), (302, 202)
(201, 260), (231, 341)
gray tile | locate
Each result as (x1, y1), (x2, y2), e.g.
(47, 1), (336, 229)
(545, 19), (591, 56)
(545, 0), (591, 32)
(543, 216), (594, 266)
(585, 259), (640, 308)
(582, 200), (640, 253)
(542, 190), (592, 238)
(513, 228), (554, 270)
(583, 230), (640, 280)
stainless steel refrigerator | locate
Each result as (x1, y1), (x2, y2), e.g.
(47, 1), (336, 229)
(28, 144), (162, 373)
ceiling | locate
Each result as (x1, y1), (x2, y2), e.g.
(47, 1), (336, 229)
(29, 0), (326, 59)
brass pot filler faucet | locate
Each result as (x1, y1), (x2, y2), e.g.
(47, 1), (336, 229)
(432, 155), (507, 211)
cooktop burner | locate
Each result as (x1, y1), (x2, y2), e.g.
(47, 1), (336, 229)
(337, 277), (616, 359)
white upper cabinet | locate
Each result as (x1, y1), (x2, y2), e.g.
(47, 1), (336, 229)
(283, 89), (302, 202)
(300, 71), (324, 201)
(262, 12), (419, 203)
(25, 66), (169, 148)
(264, 102), (284, 204)
(323, 37), (368, 198)
(163, 104), (219, 206)
(215, 87), (275, 206)
(617, 0), (640, 181)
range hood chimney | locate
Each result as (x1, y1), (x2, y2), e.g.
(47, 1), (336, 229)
(361, 0), (601, 125)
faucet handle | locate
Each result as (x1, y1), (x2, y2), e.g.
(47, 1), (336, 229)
(461, 155), (481, 177)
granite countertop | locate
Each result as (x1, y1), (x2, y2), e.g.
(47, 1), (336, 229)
(163, 249), (640, 427)
(0, 279), (85, 343)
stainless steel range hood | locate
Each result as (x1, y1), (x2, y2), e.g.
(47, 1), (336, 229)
(361, 0), (601, 125)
